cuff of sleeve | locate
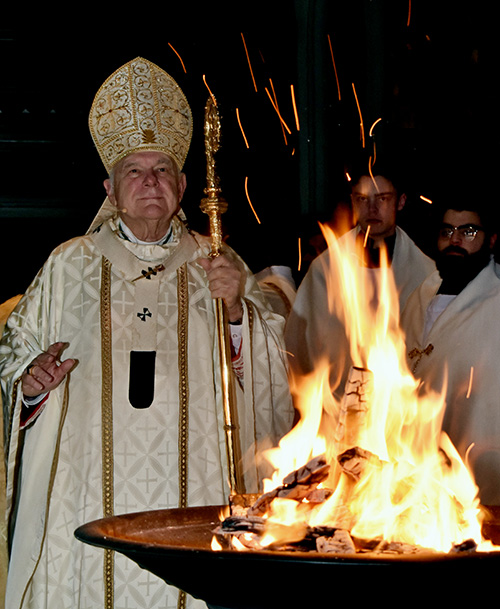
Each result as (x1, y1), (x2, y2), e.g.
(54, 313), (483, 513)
(231, 340), (244, 380)
(20, 392), (49, 429)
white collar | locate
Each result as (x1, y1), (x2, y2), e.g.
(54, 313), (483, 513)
(118, 219), (172, 246)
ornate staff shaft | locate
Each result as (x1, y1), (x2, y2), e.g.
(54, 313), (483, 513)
(200, 96), (245, 496)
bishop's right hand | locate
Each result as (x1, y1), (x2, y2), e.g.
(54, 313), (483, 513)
(22, 342), (76, 397)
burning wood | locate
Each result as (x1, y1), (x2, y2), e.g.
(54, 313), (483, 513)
(316, 529), (356, 554)
(321, 367), (378, 531)
(215, 454), (479, 556)
(335, 366), (372, 454)
(214, 365), (491, 557)
(247, 454), (330, 517)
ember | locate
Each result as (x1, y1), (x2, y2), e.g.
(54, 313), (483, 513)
(215, 451), (481, 556)
(215, 226), (500, 556)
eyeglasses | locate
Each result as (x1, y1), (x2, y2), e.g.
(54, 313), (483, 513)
(439, 224), (484, 241)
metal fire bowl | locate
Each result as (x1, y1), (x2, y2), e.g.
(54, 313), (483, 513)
(75, 505), (500, 609)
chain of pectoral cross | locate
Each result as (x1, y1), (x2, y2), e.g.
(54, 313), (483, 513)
(408, 344), (434, 373)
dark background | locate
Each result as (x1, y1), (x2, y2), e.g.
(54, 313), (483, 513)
(0, 1), (497, 302)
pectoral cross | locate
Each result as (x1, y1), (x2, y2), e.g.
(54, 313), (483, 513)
(132, 264), (165, 282)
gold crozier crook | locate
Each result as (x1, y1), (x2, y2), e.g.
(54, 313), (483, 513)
(200, 96), (245, 496)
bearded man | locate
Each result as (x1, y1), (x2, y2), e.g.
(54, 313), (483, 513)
(401, 200), (500, 506)
(0, 57), (293, 609)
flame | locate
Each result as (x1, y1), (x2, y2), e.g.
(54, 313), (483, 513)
(232, 535), (251, 552)
(211, 536), (223, 551)
(211, 506), (230, 551)
(259, 224), (494, 553)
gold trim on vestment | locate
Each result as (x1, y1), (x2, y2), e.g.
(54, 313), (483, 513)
(177, 263), (189, 510)
(246, 298), (254, 338)
(100, 257), (115, 609)
(6, 377), (22, 476)
(176, 263), (189, 609)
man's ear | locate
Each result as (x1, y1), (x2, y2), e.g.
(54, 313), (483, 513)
(178, 173), (187, 202)
(490, 233), (497, 250)
(397, 193), (407, 212)
(103, 179), (117, 207)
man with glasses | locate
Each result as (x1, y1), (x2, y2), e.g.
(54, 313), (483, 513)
(401, 200), (500, 506)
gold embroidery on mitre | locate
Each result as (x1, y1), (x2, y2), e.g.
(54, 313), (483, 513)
(141, 128), (157, 144)
(89, 57), (193, 173)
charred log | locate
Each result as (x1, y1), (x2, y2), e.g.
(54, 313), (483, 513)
(316, 529), (357, 554)
(451, 539), (477, 553)
(337, 446), (376, 481)
(247, 454), (330, 517)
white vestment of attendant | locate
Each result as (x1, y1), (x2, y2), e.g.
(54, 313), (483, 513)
(400, 259), (500, 506)
(285, 225), (436, 400)
(0, 213), (293, 609)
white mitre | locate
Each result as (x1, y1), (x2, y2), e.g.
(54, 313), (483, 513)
(87, 57), (193, 232)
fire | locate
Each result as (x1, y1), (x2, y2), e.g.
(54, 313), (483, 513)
(256, 224), (496, 553)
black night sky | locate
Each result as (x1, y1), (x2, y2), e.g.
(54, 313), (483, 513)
(0, 1), (497, 302)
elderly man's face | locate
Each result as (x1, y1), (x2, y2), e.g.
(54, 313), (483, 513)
(104, 151), (186, 239)
(351, 175), (406, 242)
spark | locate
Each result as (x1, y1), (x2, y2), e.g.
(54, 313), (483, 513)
(369, 118), (382, 137)
(269, 79), (291, 137)
(369, 155), (375, 181)
(203, 75), (217, 107)
(244, 177), (261, 224)
(168, 43), (187, 73)
(420, 195), (433, 204)
(298, 237), (302, 272)
(363, 224), (371, 247)
(345, 172), (352, 182)
(407, 0), (412, 27)
(466, 366), (474, 399)
(265, 84), (292, 137)
(465, 442), (475, 463)
(368, 156), (380, 192)
(291, 84), (300, 131)
(241, 33), (258, 92)
(236, 108), (250, 148)
(352, 83), (365, 147)
(327, 34), (341, 101)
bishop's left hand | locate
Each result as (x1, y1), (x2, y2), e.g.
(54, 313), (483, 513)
(199, 254), (244, 322)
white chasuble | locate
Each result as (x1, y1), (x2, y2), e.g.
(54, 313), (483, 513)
(401, 260), (500, 506)
(0, 215), (293, 609)
(285, 226), (436, 402)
